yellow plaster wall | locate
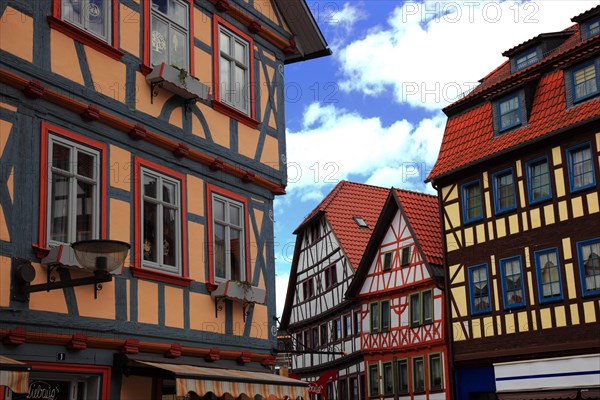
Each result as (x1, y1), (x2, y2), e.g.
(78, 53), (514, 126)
(482, 172), (489, 189)
(530, 208), (541, 229)
(496, 218), (506, 238)
(571, 196), (584, 218)
(518, 181), (525, 208)
(583, 301), (596, 323)
(554, 168), (565, 197)
(238, 123), (260, 159)
(0, 120), (12, 242)
(464, 227), (473, 247)
(169, 106), (183, 129)
(75, 276), (116, 319)
(540, 308), (552, 329)
(509, 214), (519, 235)
(254, 0), (282, 26)
(445, 203), (460, 229)
(518, 311), (529, 332)
(164, 286), (184, 328)
(119, 3), (140, 57)
(187, 221), (206, 282)
(558, 200), (569, 221)
(121, 376), (153, 400)
(521, 211), (529, 231)
(554, 305), (566, 328)
(191, 112), (207, 139)
(137, 280), (158, 324)
(249, 304), (269, 339)
(471, 319), (481, 339)
(442, 184), (458, 202)
(449, 264), (464, 284)
(0, 7), (33, 62)
(29, 262), (68, 314)
(85, 46), (127, 103)
(194, 48), (212, 87)
(110, 145), (131, 191)
(0, 102), (17, 113)
(190, 292), (225, 333)
(193, 8), (211, 46)
(446, 233), (458, 253)
(588, 192), (599, 214)
(476, 224), (486, 244)
(199, 104), (230, 148)
(451, 286), (467, 318)
(50, 30), (84, 85)
(484, 191), (492, 219)
(0, 256), (11, 307)
(483, 316), (494, 337)
(570, 303), (580, 325)
(505, 313), (515, 334)
(552, 146), (562, 165)
(110, 200), (131, 265)
(187, 175), (205, 216)
(136, 72), (171, 117)
(544, 204), (555, 225)
(260, 134), (280, 169)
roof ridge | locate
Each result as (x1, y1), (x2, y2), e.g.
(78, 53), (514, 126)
(396, 187), (437, 199)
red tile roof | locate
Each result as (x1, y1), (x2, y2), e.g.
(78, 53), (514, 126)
(396, 189), (443, 266)
(295, 181), (389, 269)
(428, 23), (600, 181)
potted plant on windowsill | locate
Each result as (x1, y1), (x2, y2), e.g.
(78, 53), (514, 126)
(145, 63), (209, 101)
(210, 280), (266, 305)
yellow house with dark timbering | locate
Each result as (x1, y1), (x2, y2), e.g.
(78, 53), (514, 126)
(427, 6), (600, 400)
(0, 1), (329, 399)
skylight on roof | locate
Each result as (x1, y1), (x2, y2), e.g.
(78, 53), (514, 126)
(354, 216), (368, 228)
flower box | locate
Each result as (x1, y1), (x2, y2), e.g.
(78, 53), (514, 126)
(210, 280), (266, 305)
(145, 63), (209, 101)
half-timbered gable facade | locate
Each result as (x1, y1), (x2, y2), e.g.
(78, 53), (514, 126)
(428, 7), (600, 400)
(0, 1), (329, 399)
(346, 189), (448, 400)
(280, 181), (389, 400)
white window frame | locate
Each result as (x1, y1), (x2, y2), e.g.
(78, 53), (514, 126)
(150, 0), (190, 70)
(218, 24), (251, 115)
(211, 193), (246, 282)
(140, 167), (182, 274)
(47, 135), (100, 246)
(61, 0), (111, 42)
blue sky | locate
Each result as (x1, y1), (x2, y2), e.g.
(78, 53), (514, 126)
(273, 0), (598, 316)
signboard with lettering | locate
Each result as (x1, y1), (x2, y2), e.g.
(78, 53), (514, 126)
(306, 370), (337, 400)
(12, 380), (70, 400)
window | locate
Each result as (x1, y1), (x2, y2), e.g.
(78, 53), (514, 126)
(429, 354), (443, 391)
(515, 49), (539, 71)
(61, 0), (111, 42)
(354, 216), (368, 228)
(150, 0), (190, 70)
(349, 377), (359, 400)
(339, 379), (348, 400)
(326, 382), (334, 400)
(394, 359), (408, 394)
(46, 134), (102, 246)
(324, 264), (338, 289)
(410, 290), (433, 326)
(334, 319), (341, 341)
(413, 357), (425, 393)
(320, 324), (328, 347)
(468, 264), (491, 314)
(303, 330), (310, 349)
(302, 278), (314, 300)
(383, 362), (394, 395)
(500, 256), (525, 309)
(216, 22), (252, 115)
(535, 248), (563, 303)
(353, 309), (361, 335)
(567, 143), (596, 192)
(311, 327), (319, 349)
(382, 251), (393, 271)
(368, 364), (379, 397)
(498, 93), (522, 131)
(577, 238), (600, 296)
(493, 169), (516, 214)
(527, 157), (552, 204)
(381, 300), (391, 332)
(370, 302), (379, 333)
(211, 191), (247, 282)
(572, 62), (599, 102)
(589, 19), (600, 37)
(401, 245), (411, 266)
(462, 181), (483, 223)
(296, 332), (303, 348)
(343, 314), (352, 338)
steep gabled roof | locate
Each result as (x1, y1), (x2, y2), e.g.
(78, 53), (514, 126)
(428, 15), (600, 182)
(294, 180), (390, 269)
(346, 189), (443, 299)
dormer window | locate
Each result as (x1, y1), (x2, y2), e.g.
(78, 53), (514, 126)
(589, 19), (600, 37)
(572, 61), (599, 103)
(515, 49), (539, 71)
(497, 93), (522, 132)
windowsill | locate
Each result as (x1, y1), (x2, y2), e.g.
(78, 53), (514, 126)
(495, 206), (517, 216)
(131, 267), (192, 287)
(463, 216), (484, 225)
(48, 16), (123, 61)
(570, 183), (597, 193)
(573, 92), (600, 104)
(212, 99), (260, 129)
(529, 196), (552, 205)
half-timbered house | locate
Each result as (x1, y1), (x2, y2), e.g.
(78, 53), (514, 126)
(0, 1), (329, 399)
(280, 181), (389, 400)
(346, 189), (448, 400)
(427, 6), (600, 399)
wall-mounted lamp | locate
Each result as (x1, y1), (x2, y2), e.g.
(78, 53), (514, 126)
(13, 240), (130, 302)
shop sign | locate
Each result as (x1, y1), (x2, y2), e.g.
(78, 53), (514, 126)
(307, 370), (337, 400)
(12, 380), (68, 400)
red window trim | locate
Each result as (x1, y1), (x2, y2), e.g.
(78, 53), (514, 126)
(25, 362), (111, 400)
(206, 184), (251, 285)
(133, 157), (189, 283)
(49, 0), (123, 61)
(141, 0), (195, 76)
(212, 15), (257, 125)
(37, 122), (108, 250)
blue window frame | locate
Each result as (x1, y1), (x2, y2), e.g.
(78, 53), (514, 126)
(577, 238), (600, 297)
(468, 264), (491, 314)
(515, 49), (539, 71)
(462, 180), (483, 224)
(500, 256), (526, 309)
(588, 19), (600, 37)
(498, 93), (522, 131)
(567, 142), (596, 192)
(492, 169), (516, 214)
(534, 248), (563, 303)
(526, 157), (552, 204)
(572, 61), (599, 103)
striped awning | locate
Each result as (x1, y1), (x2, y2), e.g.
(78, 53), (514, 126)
(137, 361), (308, 399)
(0, 355), (31, 394)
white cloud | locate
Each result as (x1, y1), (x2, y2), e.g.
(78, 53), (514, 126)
(327, 2), (367, 32)
(285, 102), (446, 195)
(336, 1), (595, 109)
